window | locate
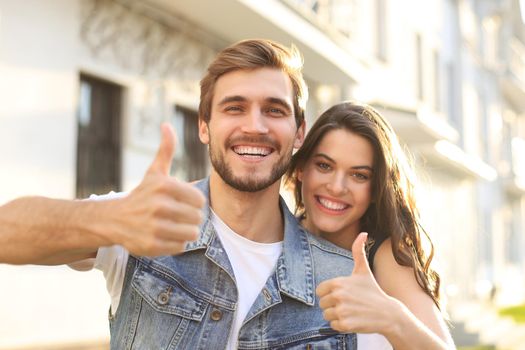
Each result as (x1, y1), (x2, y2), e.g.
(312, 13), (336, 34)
(376, 0), (387, 61)
(506, 207), (521, 265)
(433, 50), (441, 111)
(171, 105), (208, 181)
(445, 62), (461, 129)
(76, 74), (122, 198)
(479, 92), (490, 163)
(415, 34), (424, 101)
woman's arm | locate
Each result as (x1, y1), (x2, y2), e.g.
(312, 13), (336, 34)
(373, 238), (455, 349)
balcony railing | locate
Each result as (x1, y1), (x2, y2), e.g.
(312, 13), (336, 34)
(508, 37), (525, 87)
(280, 0), (357, 39)
(512, 137), (525, 176)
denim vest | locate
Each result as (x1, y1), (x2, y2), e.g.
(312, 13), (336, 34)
(109, 178), (357, 349)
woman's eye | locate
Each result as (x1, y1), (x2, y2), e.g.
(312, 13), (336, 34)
(352, 173), (369, 181)
(316, 162), (331, 171)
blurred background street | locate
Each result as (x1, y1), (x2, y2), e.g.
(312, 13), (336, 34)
(1, 0), (524, 349)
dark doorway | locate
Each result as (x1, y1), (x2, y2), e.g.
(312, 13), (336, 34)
(76, 74), (122, 198)
(172, 105), (208, 181)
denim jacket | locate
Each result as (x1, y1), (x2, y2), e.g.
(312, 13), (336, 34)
(109, 178), (357, 349)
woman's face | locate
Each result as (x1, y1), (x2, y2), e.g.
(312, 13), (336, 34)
(298, 128), (374, 249)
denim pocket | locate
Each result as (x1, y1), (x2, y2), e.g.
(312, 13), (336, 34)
(238, 332), (356, 350)
(132, 265), (208, 320)
(282, 333), (355, 350)
(124, 263), (209, 349)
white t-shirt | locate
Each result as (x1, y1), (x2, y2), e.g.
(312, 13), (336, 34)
(358, 333), (393, 349)
(210, 209), (282, 349)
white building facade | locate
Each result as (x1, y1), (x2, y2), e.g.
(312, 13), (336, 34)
(0, 0), (524, 348)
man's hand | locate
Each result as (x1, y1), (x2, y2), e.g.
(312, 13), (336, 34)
(107, 123), (206, 256)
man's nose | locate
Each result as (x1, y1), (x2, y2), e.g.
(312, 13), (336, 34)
(240, 109), (269, 134)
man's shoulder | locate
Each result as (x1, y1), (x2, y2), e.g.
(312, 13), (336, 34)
(280, 198), (352, 261)
(281, 212), (354, 289)
(305, 230), (353, 260)
(303, 233), (354, 280)
(280, 202), (351, 258)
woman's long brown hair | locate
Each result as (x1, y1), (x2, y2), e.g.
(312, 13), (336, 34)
(285, 102), (441, 308)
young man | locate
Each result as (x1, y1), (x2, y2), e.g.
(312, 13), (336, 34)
(1, 39), (356, 349)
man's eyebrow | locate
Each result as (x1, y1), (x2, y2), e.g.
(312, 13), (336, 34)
(313, 153), (374, 171)
(266, 97), (293, 112)
(217, 95), (247, 106)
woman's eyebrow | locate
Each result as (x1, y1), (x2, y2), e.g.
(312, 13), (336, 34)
(312, 153), (335, 162)
(312, 153), (373, 171)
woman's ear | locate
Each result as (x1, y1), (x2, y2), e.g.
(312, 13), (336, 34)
(297, 169), (303, 182)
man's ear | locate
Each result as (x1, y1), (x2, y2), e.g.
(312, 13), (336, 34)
(294, 120), (306, 149)
(198, 118), (210, 145)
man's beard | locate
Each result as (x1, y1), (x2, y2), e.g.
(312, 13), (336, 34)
(208, 136), (292, 193)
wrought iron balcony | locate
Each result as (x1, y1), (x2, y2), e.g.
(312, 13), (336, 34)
(280, 0), (356, 39)
(508, 37), (525, 87)
(507, 136), (525, 194)
(500, 37), (525, 108)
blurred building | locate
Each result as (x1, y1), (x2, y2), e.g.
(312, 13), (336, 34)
(0, 0), (524, 348)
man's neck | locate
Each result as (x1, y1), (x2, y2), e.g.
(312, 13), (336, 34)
(209, 173), (284, 243)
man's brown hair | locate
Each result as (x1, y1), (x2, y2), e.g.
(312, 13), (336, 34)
(199, 39), (307, 127)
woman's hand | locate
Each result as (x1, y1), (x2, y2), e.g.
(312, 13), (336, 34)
(316, 232), (400, 335)
(316, 232), (455, 349)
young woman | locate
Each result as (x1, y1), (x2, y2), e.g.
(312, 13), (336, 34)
(285, 102), (455, 349)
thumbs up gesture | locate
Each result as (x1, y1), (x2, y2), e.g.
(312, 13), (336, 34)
(316, 232), (397, 334)
(107, 123), (206, 256)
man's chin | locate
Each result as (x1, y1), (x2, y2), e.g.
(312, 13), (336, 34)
(223, 175), (279, 193)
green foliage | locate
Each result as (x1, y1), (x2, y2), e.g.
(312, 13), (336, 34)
(499, 304), (525, 324)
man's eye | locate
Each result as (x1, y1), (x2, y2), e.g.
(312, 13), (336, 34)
(225, 106), (243, 112)
(267, 107), (286, 116)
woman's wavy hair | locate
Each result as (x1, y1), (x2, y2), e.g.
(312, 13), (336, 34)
(285, 101), (442, 308)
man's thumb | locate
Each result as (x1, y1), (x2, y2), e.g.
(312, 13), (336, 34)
(148, 122), (176, 175)
(352, 232), (372, 275)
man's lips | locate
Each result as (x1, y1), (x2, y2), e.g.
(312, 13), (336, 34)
(226, 135), (279, 156)
(232, 145), (273, 157)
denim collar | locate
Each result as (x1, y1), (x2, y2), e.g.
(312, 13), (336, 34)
(187, 177), (315, 306)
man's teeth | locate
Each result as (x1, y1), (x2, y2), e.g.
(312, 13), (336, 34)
(233, 146), (271, 156)
(318, 197), (348, 210)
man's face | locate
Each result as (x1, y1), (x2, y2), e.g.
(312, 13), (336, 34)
(199, 68), (305, 192)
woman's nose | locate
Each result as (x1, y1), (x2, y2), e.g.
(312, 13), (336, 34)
(326, 173), (348, 195)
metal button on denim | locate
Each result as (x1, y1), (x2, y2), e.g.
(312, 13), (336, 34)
(262, 288), (271, 302)
(210, 309), (222, 321)
(157, 291), (170, 305)
(157, 286), (172, 305)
